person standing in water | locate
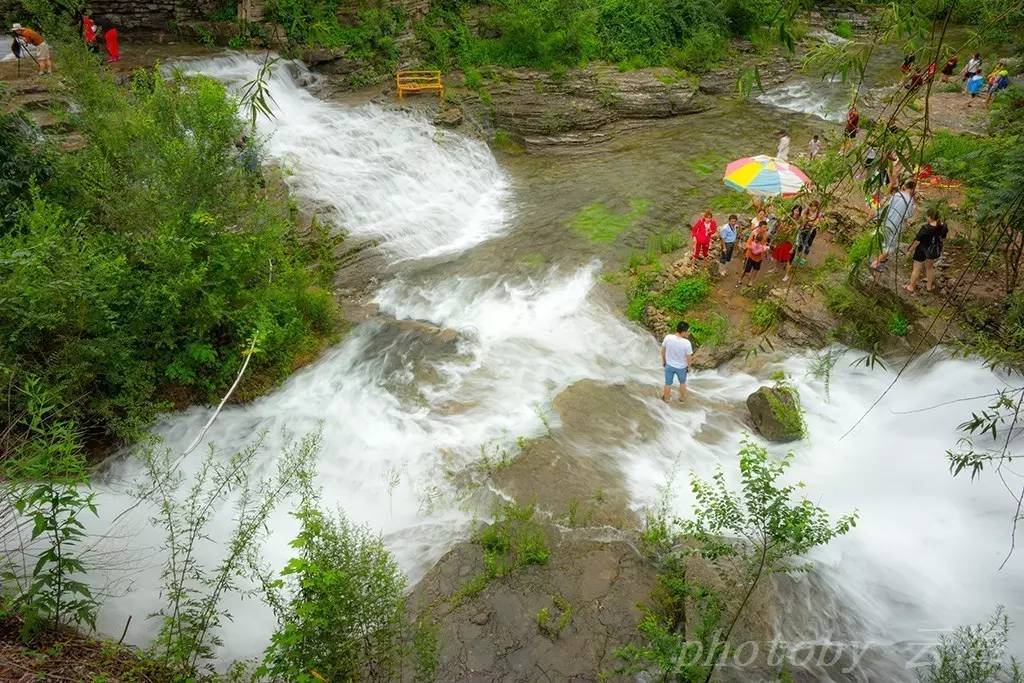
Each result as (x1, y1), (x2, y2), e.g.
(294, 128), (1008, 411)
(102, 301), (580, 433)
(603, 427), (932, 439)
(661, 321), (693, 402)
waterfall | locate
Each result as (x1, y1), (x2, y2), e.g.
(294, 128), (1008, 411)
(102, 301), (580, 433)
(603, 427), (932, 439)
(84, 54), (1024, 677)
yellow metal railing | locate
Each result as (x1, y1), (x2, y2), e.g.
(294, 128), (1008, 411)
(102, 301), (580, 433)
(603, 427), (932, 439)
(396, 70), (443, 98)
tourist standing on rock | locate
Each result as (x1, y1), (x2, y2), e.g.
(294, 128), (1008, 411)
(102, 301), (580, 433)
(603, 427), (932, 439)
(691, 209), (716, 260)
(82, 15), (99, 53)
(904, 208), (947, 293)
(808, 134), (822, 161)
(11, 23), (51, 75)
(941, 53), (958, 82)
(737, 220), (769, 287)
(871, 179), (916, 272)
(718, 214), (739, 276)
(962, 52), (982, 82)
(796, 199), (821, 264)
(776, 130), (791, 161)
(103, 25), (121, 63)
(843, 106), (860, 151)
(661, 321), (693, 402)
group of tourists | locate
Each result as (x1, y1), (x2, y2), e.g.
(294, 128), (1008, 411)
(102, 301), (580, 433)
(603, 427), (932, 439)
(9, 14), (121, 75)
(689, 198), (823, 287)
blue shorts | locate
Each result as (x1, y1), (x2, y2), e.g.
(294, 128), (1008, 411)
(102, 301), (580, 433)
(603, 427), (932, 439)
(664, 365), (688, 386)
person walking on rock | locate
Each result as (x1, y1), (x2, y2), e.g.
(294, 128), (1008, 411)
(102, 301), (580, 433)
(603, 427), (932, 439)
(661, 321), (693, 402)
(737, 220), (769, 287)
(776, 130), (791, 162)
(904, 208), (947, 293)
(691, 209), (716, 260)
(871, 180), (916, 272)
(11, 23), (51, 74)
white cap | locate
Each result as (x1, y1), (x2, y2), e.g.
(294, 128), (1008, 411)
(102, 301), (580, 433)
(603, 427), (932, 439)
(11, 23), (22, 31)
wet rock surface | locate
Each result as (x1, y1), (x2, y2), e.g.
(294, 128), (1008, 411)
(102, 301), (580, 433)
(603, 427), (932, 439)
(407, 530), (656, 682)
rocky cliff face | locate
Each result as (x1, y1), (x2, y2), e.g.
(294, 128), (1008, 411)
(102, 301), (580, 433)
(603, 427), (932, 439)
(87, 0), (224, 30)
(453, 65), (711, 148)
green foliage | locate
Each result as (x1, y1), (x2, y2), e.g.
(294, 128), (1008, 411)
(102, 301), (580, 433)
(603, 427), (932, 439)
(830, 19), (854, 39)
(822, 280), (893, 349)
(687, 150), (731, 177)
(622, 440), (855, 682)
(416, 0), (783, 71)
(492, 128), (525, 154)
(265, 0), (405, 61)
(537, 595), (573, 639)
(453, 502), (550, 605)
(709, 190), (752, 214)
(888, 311), (909, 337)
(688, 313), (728, 348)
(260, 498), (406, 683)
(750, 298), (782, 331)
(764, 380), (807, 439)
(571, 199), (649, 243)
(0, 50), (338, 442)
(918, 606), (1023, 683)
(143, 430), (321, 677)
(1, 380), (97, 642)
(658, 275), (711, 313)
(412, 617), (439, 683)
(0, 111), (50, 233)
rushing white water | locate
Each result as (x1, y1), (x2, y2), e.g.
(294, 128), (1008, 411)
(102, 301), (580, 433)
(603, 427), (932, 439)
(84, 53), (1024, 677)
(756, 77), (851, 122)
(177, 54), (509, 259)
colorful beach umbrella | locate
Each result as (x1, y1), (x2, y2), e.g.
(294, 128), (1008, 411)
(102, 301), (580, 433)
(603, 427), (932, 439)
(722, 155), (811, 197)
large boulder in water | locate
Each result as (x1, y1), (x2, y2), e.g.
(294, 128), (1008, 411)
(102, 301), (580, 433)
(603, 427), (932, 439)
(746, 384), (806, 442)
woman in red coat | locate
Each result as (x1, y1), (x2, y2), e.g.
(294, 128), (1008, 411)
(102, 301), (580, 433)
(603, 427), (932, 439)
(691, 209), (716, 260)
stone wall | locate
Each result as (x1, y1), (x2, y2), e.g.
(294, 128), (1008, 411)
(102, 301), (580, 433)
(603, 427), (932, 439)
(87, 0), (223, 30)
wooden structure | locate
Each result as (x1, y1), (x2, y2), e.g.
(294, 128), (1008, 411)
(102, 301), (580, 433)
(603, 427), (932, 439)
(396, 70), (443, 98)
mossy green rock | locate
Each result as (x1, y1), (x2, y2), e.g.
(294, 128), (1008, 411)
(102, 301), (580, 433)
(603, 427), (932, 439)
(746, 385), (804, 442)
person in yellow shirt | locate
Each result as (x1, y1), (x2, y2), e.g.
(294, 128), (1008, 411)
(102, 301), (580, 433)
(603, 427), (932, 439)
(11, 23), (51, 74)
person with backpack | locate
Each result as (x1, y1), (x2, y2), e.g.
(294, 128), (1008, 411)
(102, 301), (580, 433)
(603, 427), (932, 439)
(904, 208), (948, 293)
(871, 180), (916, 272)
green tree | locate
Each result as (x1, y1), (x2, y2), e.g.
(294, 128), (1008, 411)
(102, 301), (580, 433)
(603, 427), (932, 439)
(260, 500), (407, 682)
(918, 606), (1023, 683)
(621, 439), (857, 681)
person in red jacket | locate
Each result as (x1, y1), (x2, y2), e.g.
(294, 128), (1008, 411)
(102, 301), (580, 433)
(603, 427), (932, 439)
(103, 26), (120, 63)
(82, 15), (98, 52)
(691, 209), (716, 260)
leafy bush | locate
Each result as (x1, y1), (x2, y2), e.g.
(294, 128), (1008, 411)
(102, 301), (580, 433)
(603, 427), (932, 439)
(0, 50), (339, 442)
(750, 298), (782, 330)
(830, 19), (854, 39)
(687, 313), (728, 347)
(888, 311), (909, 337)
(261, 501), (406, 682)
(453, 502), (550, 605)
(918, 606), (1022, 683)
(658, 275), (711, 313)
(417, 0), (781, 71)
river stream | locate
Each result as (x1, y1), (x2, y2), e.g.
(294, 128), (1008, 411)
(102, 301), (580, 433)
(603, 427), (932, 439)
(86, 53), (1024, 679)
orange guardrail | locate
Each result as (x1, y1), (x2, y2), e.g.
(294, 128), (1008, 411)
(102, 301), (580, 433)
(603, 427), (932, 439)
(396, 70), (443, 98)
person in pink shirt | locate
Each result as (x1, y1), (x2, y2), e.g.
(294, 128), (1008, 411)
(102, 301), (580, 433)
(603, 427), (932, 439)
(691, 209), (716, 260)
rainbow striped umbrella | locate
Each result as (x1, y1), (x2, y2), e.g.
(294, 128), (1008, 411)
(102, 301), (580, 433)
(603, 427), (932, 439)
(723, 155), (811, 197)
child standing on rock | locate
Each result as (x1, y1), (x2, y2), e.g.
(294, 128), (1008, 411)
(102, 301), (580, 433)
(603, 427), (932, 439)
(691, 209), (716, 260)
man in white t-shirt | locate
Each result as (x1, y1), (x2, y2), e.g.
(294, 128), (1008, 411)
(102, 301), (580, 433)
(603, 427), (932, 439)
(661, 321), (694, 402)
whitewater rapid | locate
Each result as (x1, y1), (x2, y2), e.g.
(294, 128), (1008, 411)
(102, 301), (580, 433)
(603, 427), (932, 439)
(85, 54), (1024, 675)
